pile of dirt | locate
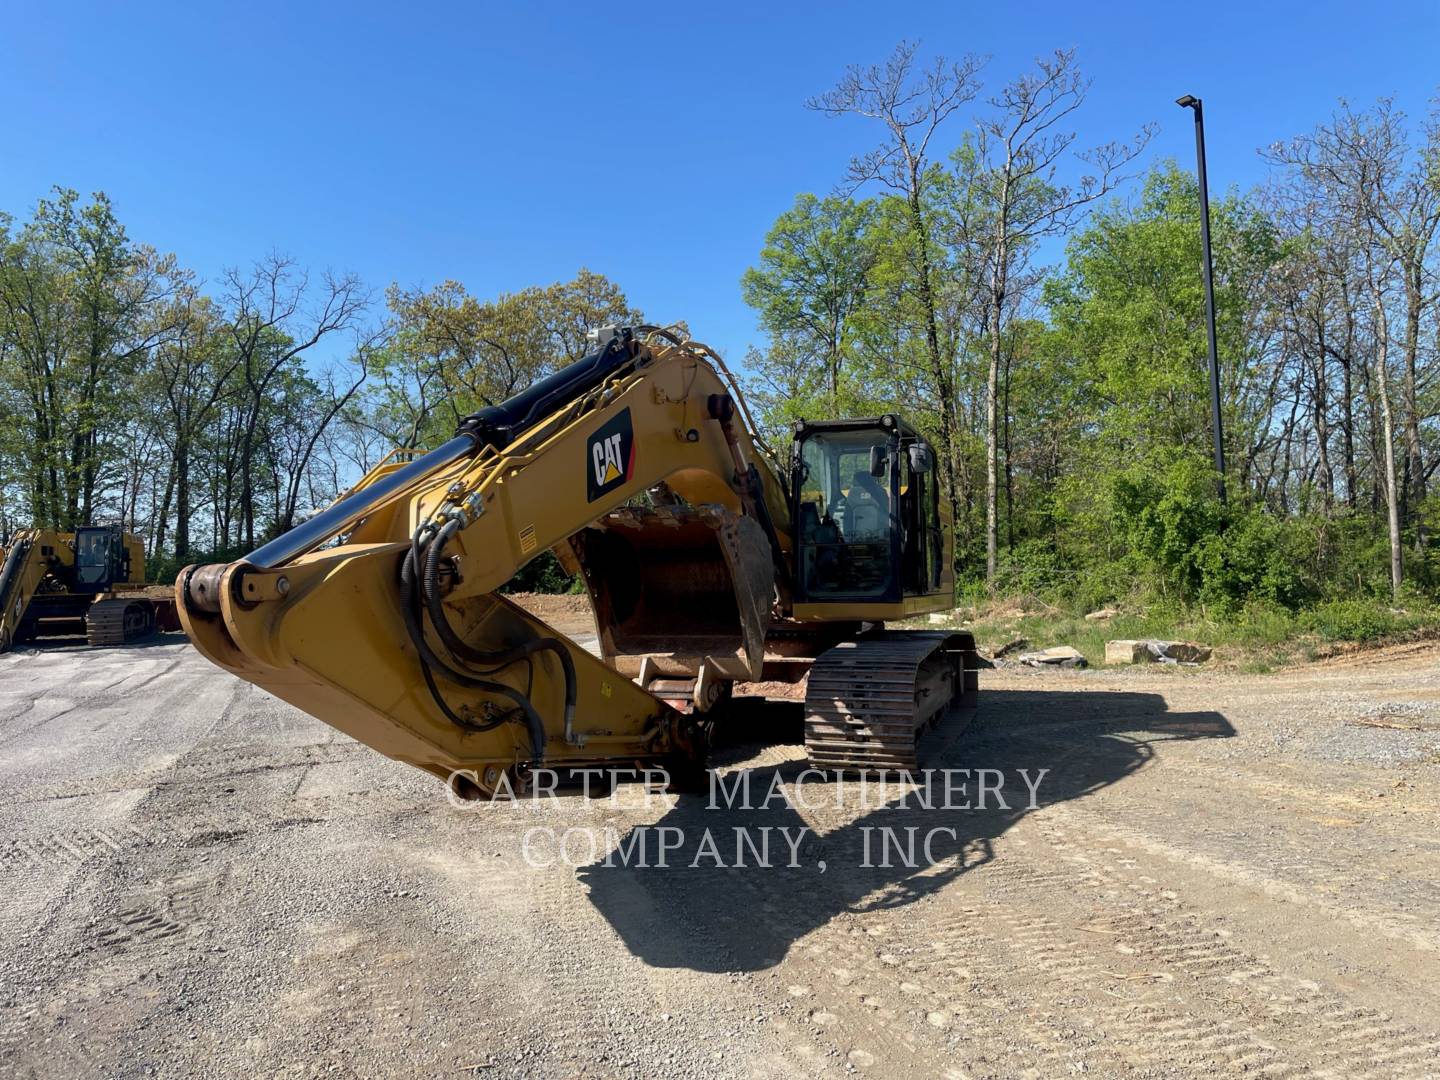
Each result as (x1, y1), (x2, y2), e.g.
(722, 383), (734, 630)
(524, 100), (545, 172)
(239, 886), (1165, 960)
(506, 591), (595, 636)
(507, 591), (591, 616)
(132, 585), (179, 600)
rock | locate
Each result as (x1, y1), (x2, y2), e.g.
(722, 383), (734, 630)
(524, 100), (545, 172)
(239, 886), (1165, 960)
(1149, 640), (1212, 664)
(1018, 645), (1088, 669)
(994, 637), (1030, 659)
(927, 613), (949, 625)
(1105, 640), (1151, 665)
(1106, 639), (1212, 665)
(1085, 607), (1119, 621)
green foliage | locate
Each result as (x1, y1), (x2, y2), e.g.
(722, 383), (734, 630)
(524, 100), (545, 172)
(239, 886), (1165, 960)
(1303, 599), (1402, 642)
(145, 544), (254, 586)
(990, 538), (1066, 598)
(499, 550), (582, 595)
(373, 269), (643, 449)
(1046, 163), (1284, 457)
(1105, 458), (1311, 610)
(741, 194), (876, 414)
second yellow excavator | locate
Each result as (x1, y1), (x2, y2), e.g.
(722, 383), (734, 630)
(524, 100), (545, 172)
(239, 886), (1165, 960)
(178, 327), (978, 795)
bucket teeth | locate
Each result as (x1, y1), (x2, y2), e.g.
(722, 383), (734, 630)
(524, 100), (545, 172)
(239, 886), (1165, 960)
(803, 631), (979, 773)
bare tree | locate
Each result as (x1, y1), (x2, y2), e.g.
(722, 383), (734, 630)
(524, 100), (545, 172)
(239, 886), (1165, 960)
(221, 255), (369, 548)
(274, 339), (379, 533)
(947, 49), (1152, 579)
(1272, 101), (1440, 559)
(809, 40), (987, 536)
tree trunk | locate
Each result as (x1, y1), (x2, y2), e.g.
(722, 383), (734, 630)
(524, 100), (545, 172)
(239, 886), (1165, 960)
(984, 166), (1014, 583)
(154, 458), (176, 554)
(1313, 312), (1333, 512)
(1338, 283), (1359, 510)
(906, 180), (961, 565)
(1372, 296), (1404, 600)
(1402, 275), (1426, 552)
(174, 438), (191, 559)
(985, 256), (1008, 582)
(1002, 338), (1014, 550)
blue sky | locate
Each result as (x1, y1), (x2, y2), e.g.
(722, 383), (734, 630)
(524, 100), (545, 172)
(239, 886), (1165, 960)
(3, 1), (1437, 365)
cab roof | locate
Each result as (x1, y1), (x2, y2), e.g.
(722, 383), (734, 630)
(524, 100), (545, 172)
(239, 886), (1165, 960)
(792, 414), (924, 440)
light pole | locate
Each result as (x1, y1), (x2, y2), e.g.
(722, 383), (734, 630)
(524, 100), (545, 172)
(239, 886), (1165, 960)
(1176, 94), (1227, 504)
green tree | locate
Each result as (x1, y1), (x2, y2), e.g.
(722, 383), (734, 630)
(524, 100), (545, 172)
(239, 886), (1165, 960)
(0, 188), (175, 527)
(809, 42), (986, 538)
(741, 194), (877, 415)
(943, 49), (1151, 580)
(366, 270), (642, 448)
(1046, 164), (1283, 463)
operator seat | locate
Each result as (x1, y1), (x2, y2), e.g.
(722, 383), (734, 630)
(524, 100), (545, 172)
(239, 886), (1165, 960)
(845, 469), (888, 540)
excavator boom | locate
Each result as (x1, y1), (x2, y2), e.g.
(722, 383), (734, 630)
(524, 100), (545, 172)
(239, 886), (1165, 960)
(177, 327), (977, 796)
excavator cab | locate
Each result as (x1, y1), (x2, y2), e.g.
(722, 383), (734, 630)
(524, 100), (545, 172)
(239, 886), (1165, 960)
(790, 415), (947, 614)
(73, 526), (127, 592)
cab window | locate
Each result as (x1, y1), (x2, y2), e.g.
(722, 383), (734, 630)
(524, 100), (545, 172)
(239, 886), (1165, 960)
(898, 442), (942, 593)
(795, 431), (895, 599)
(75, 530), (112, 586)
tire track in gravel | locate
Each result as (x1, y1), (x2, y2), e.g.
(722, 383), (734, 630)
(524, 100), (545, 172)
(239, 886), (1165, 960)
(0, 735), (370, 803)
(529, 844), (805, 1078)
(949, 809), (1440, 1077)
(573, 776), (1114, 1079)
(1046, 795), (1440, 953)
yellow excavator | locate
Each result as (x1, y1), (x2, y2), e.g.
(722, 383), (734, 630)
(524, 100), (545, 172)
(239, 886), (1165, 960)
(0, 527), (177, 652)
(178, 327), (978, 795)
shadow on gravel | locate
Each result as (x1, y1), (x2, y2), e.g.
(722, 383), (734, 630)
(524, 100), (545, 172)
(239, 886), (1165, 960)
(17, 632), (187, 653)
(579, 687), (1234, 972)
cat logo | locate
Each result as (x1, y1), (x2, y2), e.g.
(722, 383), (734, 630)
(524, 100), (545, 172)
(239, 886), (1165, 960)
(586, 407), (635, 502)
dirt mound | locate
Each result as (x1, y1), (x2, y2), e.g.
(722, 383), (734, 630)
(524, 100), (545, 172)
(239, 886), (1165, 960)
(506, 591), (595, 636)
(132, 584), (179, 601)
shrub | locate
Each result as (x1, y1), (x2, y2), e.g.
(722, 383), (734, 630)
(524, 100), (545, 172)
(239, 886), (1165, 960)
(1304, 599), (1401, 643)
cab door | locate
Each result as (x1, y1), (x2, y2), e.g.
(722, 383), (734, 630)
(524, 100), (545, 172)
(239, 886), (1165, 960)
(898, 442), (943, 597)
(73, 528), (119, 592)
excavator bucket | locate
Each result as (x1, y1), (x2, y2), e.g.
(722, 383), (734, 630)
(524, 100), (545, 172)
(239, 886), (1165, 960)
(572, 504), (774, 703)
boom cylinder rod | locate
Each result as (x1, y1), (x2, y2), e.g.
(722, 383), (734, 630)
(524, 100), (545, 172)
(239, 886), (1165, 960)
(246, 434), (478, 569)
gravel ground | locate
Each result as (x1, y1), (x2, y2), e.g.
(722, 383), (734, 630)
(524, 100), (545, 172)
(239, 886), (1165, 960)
(2, 636), (1439, 1077)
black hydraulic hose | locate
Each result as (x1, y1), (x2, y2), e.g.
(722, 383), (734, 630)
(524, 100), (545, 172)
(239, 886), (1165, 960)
(398, 538), (547, 759)
(419, 520), (579, 743)
(398, 542), (507, 733)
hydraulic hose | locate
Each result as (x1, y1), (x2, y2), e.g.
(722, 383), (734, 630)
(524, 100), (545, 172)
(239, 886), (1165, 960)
(397, 535), (548, 761)
(419, 519), (579, 745)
